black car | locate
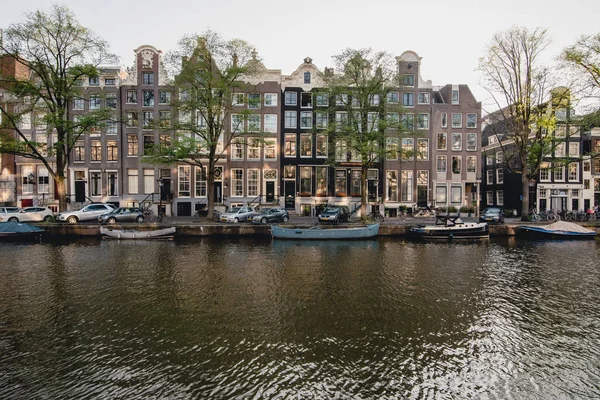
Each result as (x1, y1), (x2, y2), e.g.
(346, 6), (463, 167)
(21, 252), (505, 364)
(479, 207), (505, 224)
(318, 206), (350, 223)
(251, 207), (289, 224)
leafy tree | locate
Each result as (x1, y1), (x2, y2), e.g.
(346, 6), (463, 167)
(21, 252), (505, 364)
(0, 5), (117, 211)
(478, 26), (568, 220)
(562, 33), (600, 96)
(323, 48), (405, 219)
(143, 31), (259, 220)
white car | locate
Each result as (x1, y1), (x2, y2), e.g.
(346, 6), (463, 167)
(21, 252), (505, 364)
(0, 206), (21, 215)
(56, 203), (116, 224)
(0, 206), (54, 222)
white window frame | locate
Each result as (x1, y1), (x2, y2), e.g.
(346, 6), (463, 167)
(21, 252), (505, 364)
(284, 91), (297, 106)
(264, 93), (278, 107)
(284, 111), (297, 129)
(487, 169), (494, 184)
(568, 162), (579, 181)
(466, 113), (477, 128)
(437, 155), (447, 173)
(128, 169), (138, 194)
(264, 139), (277, 161)
(247, 168), (260, 197)
(264, 114), (277, 133)
(178, 166), (191, 197)
(452, 113), (462, 128)
(300, 111), (312, 129)
(496, 190), (504, 206)
(466, 133), (477, 151)
(231, 168), (244, 197)
(418, 92), (430, 104)
(451, 132), (462, 151)
(496, 168), (504, 184)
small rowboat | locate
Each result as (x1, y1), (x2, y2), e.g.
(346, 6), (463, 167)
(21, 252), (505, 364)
(271, 223), (379, 240)
(100, 226), (176, 240)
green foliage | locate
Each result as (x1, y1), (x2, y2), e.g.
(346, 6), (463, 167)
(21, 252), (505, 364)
(0, 5), (117, 210)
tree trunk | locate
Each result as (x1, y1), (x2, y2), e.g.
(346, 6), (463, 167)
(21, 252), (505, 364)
(361, 166), (368, 220)
(521, 173), (530, 221)
(207, 160), (215, 220)
(56, 175), (67, 212)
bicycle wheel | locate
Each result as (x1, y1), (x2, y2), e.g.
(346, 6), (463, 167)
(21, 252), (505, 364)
(377, 214), (385, 223)
(547, 214), (557, 222)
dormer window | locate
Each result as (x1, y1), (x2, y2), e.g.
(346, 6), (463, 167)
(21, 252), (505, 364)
(304, 71), (311, 84)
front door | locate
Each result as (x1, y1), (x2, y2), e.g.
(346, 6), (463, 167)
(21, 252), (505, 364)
(417, 185), (428, 207)
(214, 182), (222, 204)
(284, 180), (295, 210)
(367, 180), (378, 202)
(75, 180), (86, 203)
(266, 181), (275, 203)
(160, 179), (171, 201)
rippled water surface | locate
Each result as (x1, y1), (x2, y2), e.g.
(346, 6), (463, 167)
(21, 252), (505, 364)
(1, 237), (599, 399)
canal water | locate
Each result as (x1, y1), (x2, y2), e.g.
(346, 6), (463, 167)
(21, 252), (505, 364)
(0, 237), (599, 399)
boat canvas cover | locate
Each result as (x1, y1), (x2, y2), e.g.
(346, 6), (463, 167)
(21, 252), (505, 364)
(0, 221), (44, 233)
(544, 221), (595, 233)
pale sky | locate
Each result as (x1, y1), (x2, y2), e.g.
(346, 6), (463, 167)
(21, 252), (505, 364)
(2, 0), (599, 113)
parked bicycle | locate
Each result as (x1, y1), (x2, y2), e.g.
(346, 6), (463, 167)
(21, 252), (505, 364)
(213, 210), (222, 222)
(368, 210), (385, 223)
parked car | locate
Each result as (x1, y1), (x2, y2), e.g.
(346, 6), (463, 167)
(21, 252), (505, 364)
(98, 207), (144, 224)
(56, 203), (116, 224)
(479, 207), (505, 224)
(252, 207), (289, 224)
(318, 206), (351, 223)
(220, 206), (256, 223)
(0, 206), (21, 214)
(0, 206), (54, 222)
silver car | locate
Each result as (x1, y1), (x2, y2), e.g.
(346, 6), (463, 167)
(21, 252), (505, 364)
(56, 203), (116, 224)
(98, 207), (144, 224)
(220, 206), (256, 223)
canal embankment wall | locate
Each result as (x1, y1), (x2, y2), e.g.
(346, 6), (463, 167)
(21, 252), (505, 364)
(40, 223), (600, 238)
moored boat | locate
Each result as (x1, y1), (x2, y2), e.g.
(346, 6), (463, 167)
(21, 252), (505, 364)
(516, 221), (597, 240)
(100, 226), (176, 240)
(409, 214), (489, 240)
(0, 221), (44, 242)
(271, 223), (379, 240)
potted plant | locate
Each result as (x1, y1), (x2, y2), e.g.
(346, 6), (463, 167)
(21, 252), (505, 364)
(398, 205), (407, 216)
(448, 206), (458, 214)
(459, 206), (469, 215)
(468, 206), (475, 217)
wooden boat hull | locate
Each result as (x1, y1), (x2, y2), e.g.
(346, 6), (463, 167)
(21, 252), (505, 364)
(409, 222), (489, 240)
(271, 223), (379, 240)
(100, 226), (176, 239)
(516, 226), (597, 240)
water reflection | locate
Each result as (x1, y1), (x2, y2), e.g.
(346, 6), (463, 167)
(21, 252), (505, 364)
(0, 238), (599, 399)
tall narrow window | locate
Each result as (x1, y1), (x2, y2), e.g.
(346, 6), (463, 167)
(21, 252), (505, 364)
(128, 169), (138, 194)
(231, 169), (243, 197)
(195, 167), (207, 197)
(300, 166), (312, 196)
(144, 169), (155, 194)
(247, 169), (259, 197)
(90, 140), (102, 161)
(386, 170), (398, 202)
(178, 166), (191, 197)
(316, 167), (327, 196)
(401, 170), (413, 202)
(90, 172), (101, 196)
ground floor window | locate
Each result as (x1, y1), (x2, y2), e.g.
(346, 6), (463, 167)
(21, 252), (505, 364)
(195, 166), (207, 197)
(37, 167), (49, 194)
(107, 172), (118, 196)
(144, 169), (155, 194)
(316, 167), (327, 196)
(335, 170), (347, 197)
(401, 170), (413, 202)
(350, 170), (361, 197)
(386, 170), (398, 202)
(179, 166), (191, 197)
(436, 185), (447, 203)
(450, 185), (462, 205)
(90, 171), (102, 196)
(496, 190), (504, 206)
(248, 169), (259, 197)
(300, 167), (312, 196)
(231, 168), (243, 197)
(128, 169), (138, 194)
